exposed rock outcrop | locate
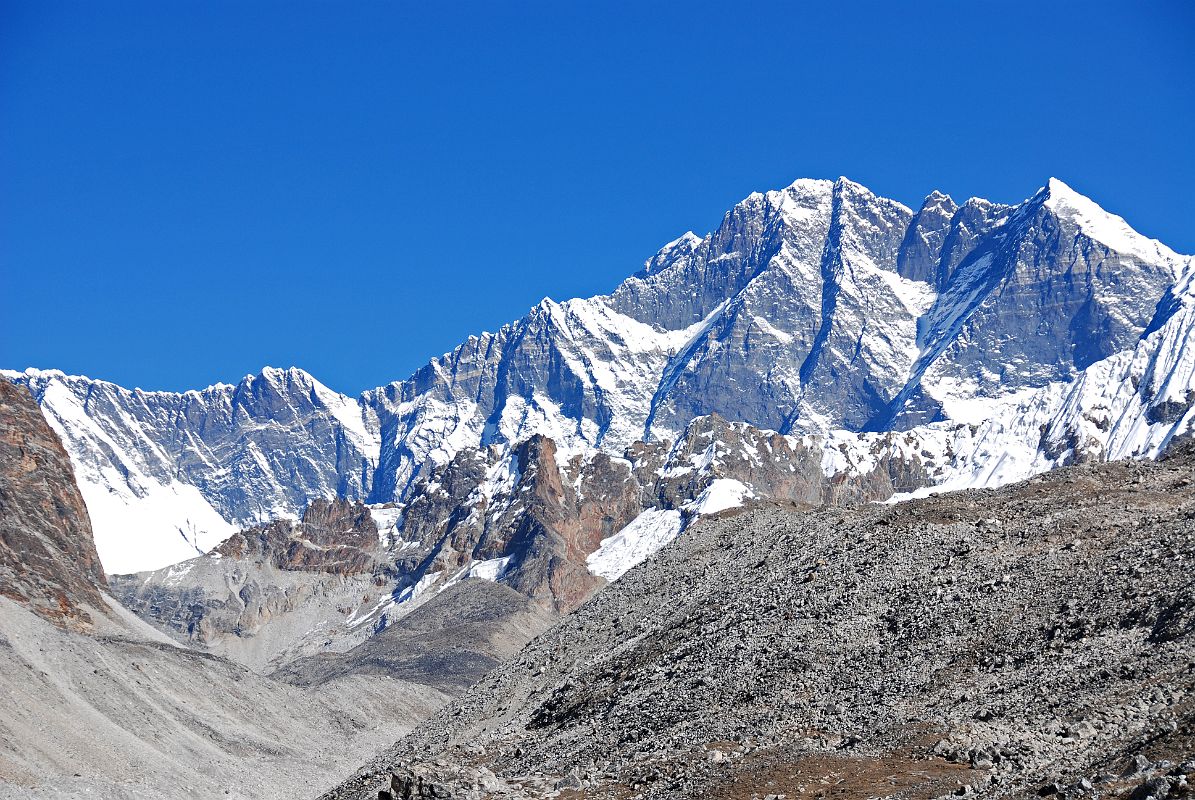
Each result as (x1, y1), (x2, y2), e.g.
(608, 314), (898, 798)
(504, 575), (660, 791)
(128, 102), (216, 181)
(0, 380), (107, 626)
(108, 498), (396, 670)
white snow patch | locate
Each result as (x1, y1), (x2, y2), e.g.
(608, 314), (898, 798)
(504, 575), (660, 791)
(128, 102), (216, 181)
(683, 478), (755, 516)
(79, 479), (237, 574)
(368, 506), (403, 547)
(396, 571), (442, 604)
(751, 316), (795, 344)
(587, 509), (684, 581)
(463, 555), (514, 582)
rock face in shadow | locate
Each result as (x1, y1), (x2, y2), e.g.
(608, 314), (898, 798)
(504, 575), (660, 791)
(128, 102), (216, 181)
(322, 446), (1195, 800)
(0, 380), (108, 626)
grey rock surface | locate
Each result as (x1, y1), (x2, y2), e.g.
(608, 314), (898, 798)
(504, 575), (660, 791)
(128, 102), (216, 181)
(276, 578), (557, 694)
(0, 597), (446, 800)
(108, 497), (397, 670)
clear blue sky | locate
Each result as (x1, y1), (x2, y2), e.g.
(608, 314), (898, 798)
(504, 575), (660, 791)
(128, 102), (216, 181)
(3, 1), (1193, 395)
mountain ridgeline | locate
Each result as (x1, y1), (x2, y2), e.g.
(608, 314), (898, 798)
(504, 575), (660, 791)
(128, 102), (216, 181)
(5, 177), (1193, 611)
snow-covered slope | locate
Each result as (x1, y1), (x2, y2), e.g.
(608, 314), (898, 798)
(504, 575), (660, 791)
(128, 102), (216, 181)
(903, 253), (1195, 495)
(5, 177), (1192, 576)
(3, 366), (379, 572)
(365, 175), (1183, 494)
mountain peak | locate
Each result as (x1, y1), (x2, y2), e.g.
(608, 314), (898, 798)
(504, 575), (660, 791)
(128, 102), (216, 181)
(658, 231), (702, 254)
(918, 189), (958, 215)
(831, 175), (914, 215)
(781, 177), (834, 193)
(832, 175), (869, 193)
(1039, 177), (1184, 264)
(1045, 175), (1077, 197)
(252, 365), (316, 386)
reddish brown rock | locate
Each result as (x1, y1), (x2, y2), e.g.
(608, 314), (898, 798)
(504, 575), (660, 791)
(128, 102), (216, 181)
(214, 497), (381, 575)
(0, 380), (108, 626)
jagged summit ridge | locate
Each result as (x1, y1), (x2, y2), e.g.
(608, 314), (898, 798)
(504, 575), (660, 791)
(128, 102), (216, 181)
(6, 176), (1193, 572)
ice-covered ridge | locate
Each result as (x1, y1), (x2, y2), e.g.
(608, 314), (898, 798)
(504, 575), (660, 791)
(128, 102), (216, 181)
(890, 265), (1195, 498)
(5, 367), (380, 572)
(1044, 178), (1188, 266)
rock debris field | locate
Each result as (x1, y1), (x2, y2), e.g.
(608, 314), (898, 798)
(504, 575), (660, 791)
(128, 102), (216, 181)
(323, 445), (1195, 800)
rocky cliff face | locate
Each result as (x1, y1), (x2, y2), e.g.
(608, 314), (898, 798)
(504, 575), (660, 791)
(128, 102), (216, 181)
(323, 446), (1195, 800)
(0, 380), (108, 626)
(212, 497), (382, 573)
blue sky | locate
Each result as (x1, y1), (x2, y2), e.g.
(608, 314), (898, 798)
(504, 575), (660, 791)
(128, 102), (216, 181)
(2, 1), (1193, 395)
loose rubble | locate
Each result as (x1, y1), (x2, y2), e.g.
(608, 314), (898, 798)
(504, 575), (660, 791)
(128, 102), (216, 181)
(321, 444), (1195, 799)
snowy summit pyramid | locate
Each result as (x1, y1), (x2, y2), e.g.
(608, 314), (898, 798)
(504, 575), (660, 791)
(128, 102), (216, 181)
(6, 176), (1193, 575)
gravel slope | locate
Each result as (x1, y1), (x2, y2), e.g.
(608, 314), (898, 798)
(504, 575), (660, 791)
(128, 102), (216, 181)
(277, 578), (557, 695)
(323, 446), (1195, 800)
(0, 596), (447, 800)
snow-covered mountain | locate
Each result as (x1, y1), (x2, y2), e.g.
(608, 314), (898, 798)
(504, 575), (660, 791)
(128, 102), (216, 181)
(3, 366), (379, 571)
(6, 176), (1193, 577)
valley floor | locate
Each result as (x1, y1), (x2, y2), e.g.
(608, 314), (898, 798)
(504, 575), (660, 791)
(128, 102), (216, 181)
(0, 597), (446, 800)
